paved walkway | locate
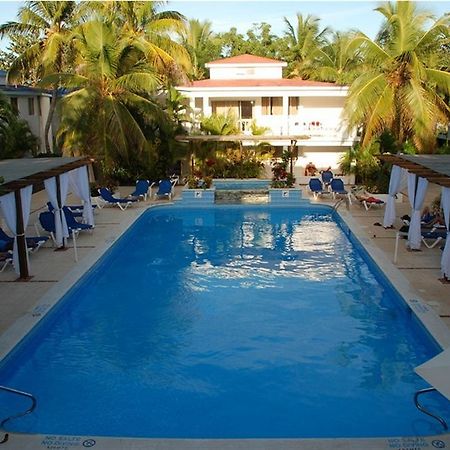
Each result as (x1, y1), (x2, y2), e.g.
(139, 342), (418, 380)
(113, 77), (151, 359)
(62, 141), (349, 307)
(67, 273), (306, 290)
(0, 183), (448, 341)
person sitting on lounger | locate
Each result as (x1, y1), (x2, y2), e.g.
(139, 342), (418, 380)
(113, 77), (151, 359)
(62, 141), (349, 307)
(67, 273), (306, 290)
(304, 162), (318, 176)
(401, 206), (443, 228)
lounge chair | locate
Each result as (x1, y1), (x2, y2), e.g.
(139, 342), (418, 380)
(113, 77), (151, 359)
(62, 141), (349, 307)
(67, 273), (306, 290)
(354, 194), (385, 211)
(155, 179), (174, 200)
(308, 178), (326, 199)
(170, 174), (180, 186)
(47, 201), (82, 218)
(63, 207), (94, 233)
(321, 170), (333, 188)
(0, 251), (12, 272)
(330, 178), (352, 204)
(394, 225), (447, 263)
(98, 188), (137, 210)
(47, 202), (96, 218)
(130, 179), (151, 201)
(0, 227), (48, 253)
(38, 210), (90, 262)
(421, 227), (447, 249)
(38, 211), (58, 246)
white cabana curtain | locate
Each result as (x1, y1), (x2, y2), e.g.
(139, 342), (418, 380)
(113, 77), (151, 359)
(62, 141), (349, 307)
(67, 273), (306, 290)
(383, 165), (406, 228)
(407, 173), (429, 250)
(0, 186), (33, 274)
(45, 175), (70, 247)
(69, 166), (94, 226)
(441, 187), (450, 279)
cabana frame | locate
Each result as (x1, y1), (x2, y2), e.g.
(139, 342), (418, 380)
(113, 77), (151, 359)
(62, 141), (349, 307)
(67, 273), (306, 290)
(0, 157), (92, 280)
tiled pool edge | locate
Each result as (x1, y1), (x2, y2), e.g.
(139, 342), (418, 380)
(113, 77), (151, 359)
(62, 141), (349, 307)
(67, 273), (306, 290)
(0, 203), (173, 363)
(4, 432), (450, 450)
(337, 208), (450, 349)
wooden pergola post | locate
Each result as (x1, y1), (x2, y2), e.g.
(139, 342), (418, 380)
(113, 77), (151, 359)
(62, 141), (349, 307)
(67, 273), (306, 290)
(14, 189), (31, 281)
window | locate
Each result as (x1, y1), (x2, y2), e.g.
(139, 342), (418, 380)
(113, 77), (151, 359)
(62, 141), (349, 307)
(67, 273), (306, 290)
(288, 97), (299, 115)
(10, 97), (18, 114)
(194, 97), (203, 111)
(261, 97), (282, 115)
(28, 98), (35, 115)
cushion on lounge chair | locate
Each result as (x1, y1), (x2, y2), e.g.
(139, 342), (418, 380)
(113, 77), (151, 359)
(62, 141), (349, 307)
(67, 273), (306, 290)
(0, 227), (48, 252)
(155, 179), (173, 200)
(308, 178), (326, 199)
(130, 180), (150, 201)
(98, 188), (137, 210)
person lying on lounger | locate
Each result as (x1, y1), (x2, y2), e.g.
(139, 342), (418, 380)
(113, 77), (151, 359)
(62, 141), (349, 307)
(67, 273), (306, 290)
(401, 207), (443, 229)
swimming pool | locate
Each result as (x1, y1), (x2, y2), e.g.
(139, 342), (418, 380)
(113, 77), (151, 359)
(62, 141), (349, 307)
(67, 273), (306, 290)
(0, 205), (449, 439)
(213, 179), (270, 190)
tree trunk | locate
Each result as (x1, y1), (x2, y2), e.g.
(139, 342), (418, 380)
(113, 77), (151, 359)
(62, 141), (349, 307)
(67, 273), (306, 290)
(44, 89), (58, 153)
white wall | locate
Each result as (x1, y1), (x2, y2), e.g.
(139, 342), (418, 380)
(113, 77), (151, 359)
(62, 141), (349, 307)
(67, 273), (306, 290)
(13, 95), (53, 153)
(209, 66), (283, 80)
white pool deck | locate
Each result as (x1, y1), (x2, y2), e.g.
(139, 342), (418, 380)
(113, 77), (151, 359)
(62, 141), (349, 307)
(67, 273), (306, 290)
(1, 184), (449, 450)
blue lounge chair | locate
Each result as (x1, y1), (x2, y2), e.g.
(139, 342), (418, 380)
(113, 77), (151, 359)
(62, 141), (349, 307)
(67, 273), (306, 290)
(321, 170), (333, 188)
(98, 188), (137, 210)
(155, 179), (173, 200)
(63, 207), (94, 232)
(421, 227), (447, 249)
(47, 202), (82, 218)
(47, 202), (96, 218)
(330, 178), (352, 204)
(0, 227), (48, 252)
(308, 178), (326, 199)
(38, 211), (57, 246)
(130, 179), (150, 201)
(38, 210), (89, 261)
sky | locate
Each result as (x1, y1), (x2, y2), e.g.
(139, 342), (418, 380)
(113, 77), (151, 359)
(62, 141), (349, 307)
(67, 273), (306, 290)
(0, 0), (448, 50)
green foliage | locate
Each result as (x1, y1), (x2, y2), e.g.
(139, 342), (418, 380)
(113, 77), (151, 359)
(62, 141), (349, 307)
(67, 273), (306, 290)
(208, 150), (264, 179)
(344, 2), (450, 152)
(250, 121), (269, 136)
(52, 20), (165, 182)
(200, 112), (239, 136)
(282, 13), (329, 79)
(0, 92), (38, 159)
(339, 140), (393, 192)
(177, 19), (222, 80)
(185, 174), (212, 189)
(217, 24), (288, 59)
(271, 150), (296, 188)
(437, 144), (450, 155)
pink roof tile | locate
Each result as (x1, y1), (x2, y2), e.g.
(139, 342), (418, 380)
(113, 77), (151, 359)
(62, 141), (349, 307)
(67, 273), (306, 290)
(178, 78), (339, 88)
(206, 54), (285, 65)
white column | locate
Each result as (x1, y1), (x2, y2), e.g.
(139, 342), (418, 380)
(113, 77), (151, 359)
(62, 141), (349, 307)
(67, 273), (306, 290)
(203, 96), (211, 116)
(282, 95), (289, 135)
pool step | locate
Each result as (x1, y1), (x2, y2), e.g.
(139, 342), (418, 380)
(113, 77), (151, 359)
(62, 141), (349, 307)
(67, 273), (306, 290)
(215, 190), (269, 204)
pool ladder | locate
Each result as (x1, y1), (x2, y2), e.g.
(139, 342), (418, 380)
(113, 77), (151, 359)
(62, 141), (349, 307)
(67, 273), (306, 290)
(0, 385), (37, 444)
(414, 387), (448, 430)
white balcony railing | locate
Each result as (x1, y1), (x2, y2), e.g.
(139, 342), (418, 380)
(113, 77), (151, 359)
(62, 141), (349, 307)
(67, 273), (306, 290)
(190, 115), (356, 142)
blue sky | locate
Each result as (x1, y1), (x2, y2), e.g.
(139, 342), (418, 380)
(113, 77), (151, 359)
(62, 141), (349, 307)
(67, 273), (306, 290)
(0, 0), (448, 50)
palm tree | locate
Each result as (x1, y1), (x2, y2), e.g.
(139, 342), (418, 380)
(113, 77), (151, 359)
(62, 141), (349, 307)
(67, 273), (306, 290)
(0, 1), (85, 152)
(283, 13), (329, 79)
(310, 31), (363, 84)
(92, 1), (190, 83)
(344, 1), (450, 152)
(46, 20), (163, 172)
(178, 19), (218, 80)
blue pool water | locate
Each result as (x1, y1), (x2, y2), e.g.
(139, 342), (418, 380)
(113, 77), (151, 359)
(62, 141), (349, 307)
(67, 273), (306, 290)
(0, 205), (449, 439)
(213, 179), (270, 190)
